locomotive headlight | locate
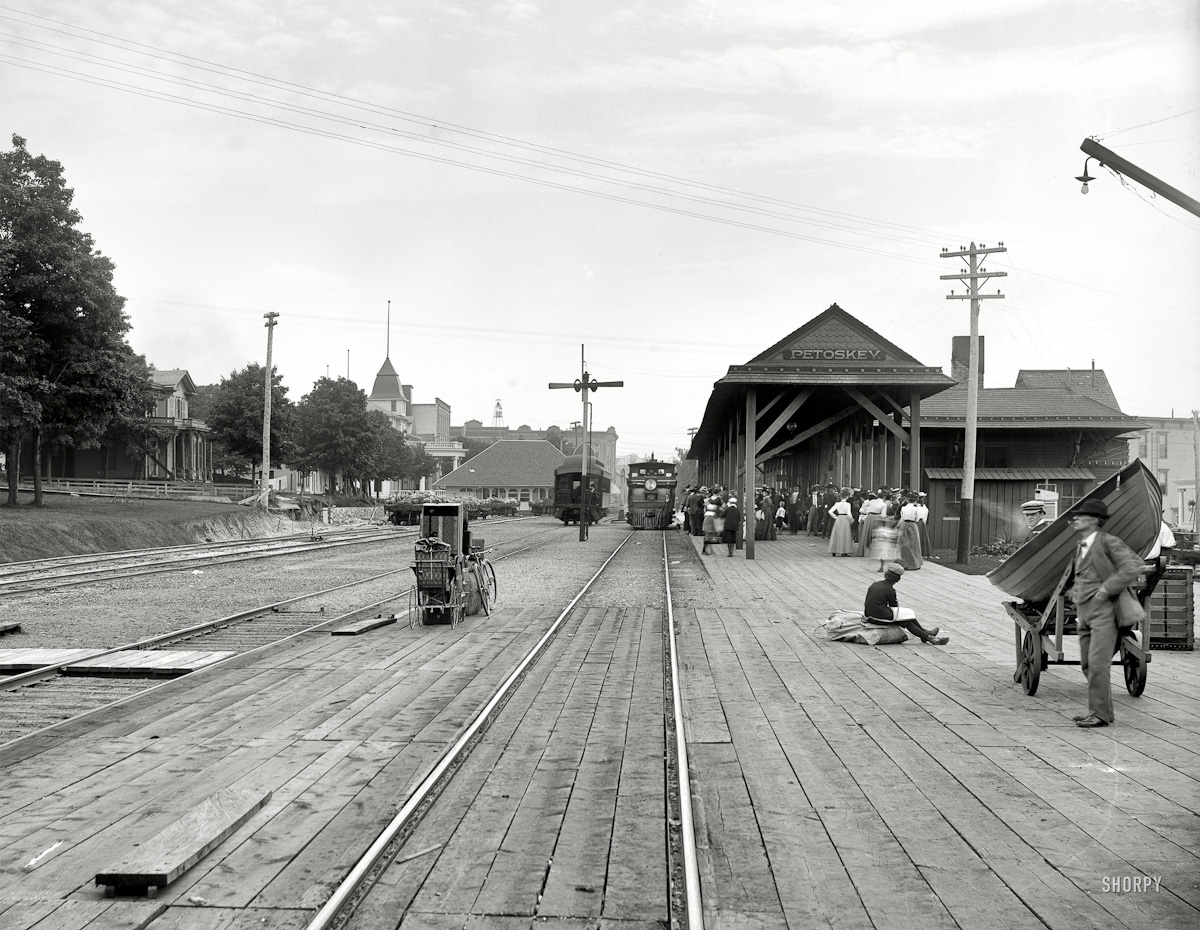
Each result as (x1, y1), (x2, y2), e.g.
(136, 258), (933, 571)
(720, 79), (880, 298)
(645, 478), (657, 491)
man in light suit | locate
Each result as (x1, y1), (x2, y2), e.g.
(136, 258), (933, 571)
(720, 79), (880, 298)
(1066, 499), (1145, 728)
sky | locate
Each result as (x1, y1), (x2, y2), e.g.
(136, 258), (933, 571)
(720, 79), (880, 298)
(2, 0), (1198, 460)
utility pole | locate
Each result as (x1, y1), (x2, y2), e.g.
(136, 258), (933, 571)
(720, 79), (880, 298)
(261, 312), (280, 507)
(549, 345), (624, 541)
(1192, 410), (1200, 531)
(940, 242), (1006, 563)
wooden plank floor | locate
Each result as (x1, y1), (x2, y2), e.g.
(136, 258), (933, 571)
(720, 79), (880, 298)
(0, 593), (638, 925)
(348, 614), (668, 920)
(675, 529), (1200, 930)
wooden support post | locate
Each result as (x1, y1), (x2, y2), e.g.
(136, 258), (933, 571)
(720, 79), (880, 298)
(745, 389), (756, 559)
(890, 410), (903, 488)
(910, 388), (922, 494)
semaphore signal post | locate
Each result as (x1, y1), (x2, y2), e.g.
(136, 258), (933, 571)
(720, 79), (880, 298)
(549, 345), (624, 541)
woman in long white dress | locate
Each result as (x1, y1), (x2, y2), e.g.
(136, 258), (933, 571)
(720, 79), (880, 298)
(856, 493), (884, 557)
(828, 489), (855, 556)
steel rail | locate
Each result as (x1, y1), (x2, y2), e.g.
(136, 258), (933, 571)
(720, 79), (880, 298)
(0, 525), (556, 692)
(0, 532), (405, 596)
(305, 529), (637, 930)
(0, 516), (540, 592)
(0, 567), (413, 690)
(0, 528), (557, 746)
(0, 522), (377, 573)
(663, 532), (705, 927)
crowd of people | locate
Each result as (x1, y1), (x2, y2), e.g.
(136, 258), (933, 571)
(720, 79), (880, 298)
(679, 481), (930, 571)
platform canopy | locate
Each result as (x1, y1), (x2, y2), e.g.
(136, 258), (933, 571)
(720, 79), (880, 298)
(689, 304), (956, 461)
(686, 304), (958, 557)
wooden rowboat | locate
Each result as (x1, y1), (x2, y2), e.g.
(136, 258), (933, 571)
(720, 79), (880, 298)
(987, 459), (1162, 603)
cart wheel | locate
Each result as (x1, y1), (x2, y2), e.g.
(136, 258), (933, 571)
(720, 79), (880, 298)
(1122, 647), (1147, 697)
(1019, 630), (1041, 696)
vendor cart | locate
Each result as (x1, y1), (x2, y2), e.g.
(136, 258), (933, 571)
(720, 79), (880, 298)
(1003, 564), (1149, 696)
(988, 460), (1161, 697)
(408, 502), (496, 628)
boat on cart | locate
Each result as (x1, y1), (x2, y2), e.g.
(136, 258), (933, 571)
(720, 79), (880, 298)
(987, 459), (1162, 696)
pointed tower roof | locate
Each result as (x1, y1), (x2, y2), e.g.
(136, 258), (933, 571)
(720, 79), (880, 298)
(370, 357), (403, 400)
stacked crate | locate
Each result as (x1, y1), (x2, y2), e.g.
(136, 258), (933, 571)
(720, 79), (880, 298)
(1147, 566), (1194, 650)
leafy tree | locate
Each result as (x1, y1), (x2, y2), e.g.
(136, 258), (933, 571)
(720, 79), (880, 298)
(406, 442), (438, 484)
(0, 134), (152, 505)
(460, 436), (493, 464)
(545, 425), (563, 452)
(207, 364), (294, 484)
(292, 377), (375, 494)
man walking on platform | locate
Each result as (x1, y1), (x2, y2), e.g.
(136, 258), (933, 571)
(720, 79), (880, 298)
(1066, 499), (1144, 728)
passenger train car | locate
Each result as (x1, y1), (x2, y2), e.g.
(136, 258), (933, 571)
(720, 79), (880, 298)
(625, 459), (677, 529)
(553, 453), (612, 525)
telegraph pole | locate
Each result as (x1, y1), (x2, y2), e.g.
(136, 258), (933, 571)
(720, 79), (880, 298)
(940, 243), (1006, 563)
(261, 312), (280, 507)
(550, 346), (623, 541)
(1192, 410), (1200, 531)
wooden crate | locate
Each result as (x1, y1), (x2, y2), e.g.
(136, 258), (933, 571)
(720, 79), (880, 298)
(1147, 566), (1194, 650)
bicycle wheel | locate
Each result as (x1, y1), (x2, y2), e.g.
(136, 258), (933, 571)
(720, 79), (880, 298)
(483, 560), (498, 611)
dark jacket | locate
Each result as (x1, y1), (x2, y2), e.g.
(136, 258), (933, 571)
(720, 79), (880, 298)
(864, 579), (898, 621)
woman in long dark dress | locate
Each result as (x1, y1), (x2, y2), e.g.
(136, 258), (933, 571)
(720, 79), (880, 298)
(897, 494), (923, 570)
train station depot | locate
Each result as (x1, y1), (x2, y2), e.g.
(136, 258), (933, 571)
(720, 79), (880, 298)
(686, 304), (1144, 557)
(435, 438), (566, 504)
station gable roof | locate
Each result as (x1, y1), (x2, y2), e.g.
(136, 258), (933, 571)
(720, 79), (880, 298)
(688, 304), (957, 459)
(918, 385), (1144, 429)
(436, 439), (565, 488)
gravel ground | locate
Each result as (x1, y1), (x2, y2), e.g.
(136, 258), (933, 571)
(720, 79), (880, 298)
(0, 519), (571, 650)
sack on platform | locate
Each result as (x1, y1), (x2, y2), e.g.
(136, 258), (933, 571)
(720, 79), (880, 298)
(820, 610), (909, 646)
(1115, 588), (1145, 629)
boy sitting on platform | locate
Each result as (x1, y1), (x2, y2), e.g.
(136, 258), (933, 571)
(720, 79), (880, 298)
(864, 564), (949, 645)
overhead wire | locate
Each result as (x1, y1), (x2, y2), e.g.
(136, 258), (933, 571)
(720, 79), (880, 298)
(2, 5), (1193, 334)
(0, 6), (961, 247)
(0, 32), (947, 251)
(0, 51), (957, 269)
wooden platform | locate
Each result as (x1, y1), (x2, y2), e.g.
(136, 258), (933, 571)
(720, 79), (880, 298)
(0, 533), (657, 926)
(676, 530), (1200, 929)
(1, 526), (1196, 929)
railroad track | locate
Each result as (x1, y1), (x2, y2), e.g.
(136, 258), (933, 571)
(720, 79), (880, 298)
(0, 523), (563, 743)
(0, 517), (536, 596)
(305, 528), (704, 929)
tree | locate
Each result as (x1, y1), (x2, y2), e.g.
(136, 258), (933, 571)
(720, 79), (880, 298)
(207, 364), (294, 484)
(0, 135), (152, 505)
(460, 436), (493, 464)
(292, 377), (375, 494)
(545, 425), (564, 452)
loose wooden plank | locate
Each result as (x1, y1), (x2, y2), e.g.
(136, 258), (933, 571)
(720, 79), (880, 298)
(329, 613), (398, 636)
(63, 650), (235, 677)
(95, 786), (272, 895)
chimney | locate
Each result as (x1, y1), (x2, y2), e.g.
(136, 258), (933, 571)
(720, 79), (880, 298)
(950, 335), (985, 387)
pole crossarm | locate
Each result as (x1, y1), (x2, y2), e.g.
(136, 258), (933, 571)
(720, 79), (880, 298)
(844, 388), (910, 445)
(939, 272), (1008, 281)
(549, 346), (623, 541)
(755, 387), (814, 455)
